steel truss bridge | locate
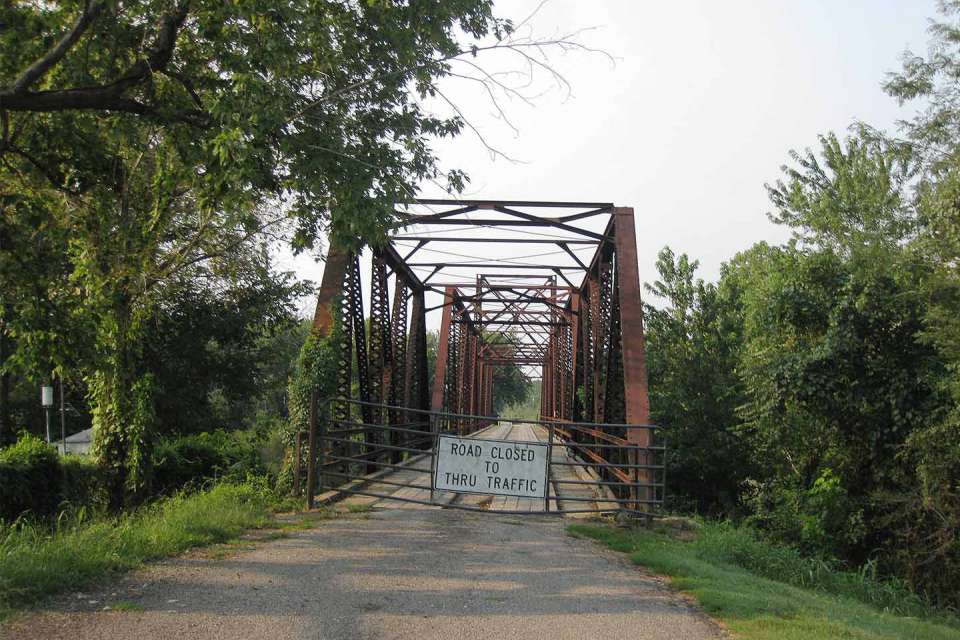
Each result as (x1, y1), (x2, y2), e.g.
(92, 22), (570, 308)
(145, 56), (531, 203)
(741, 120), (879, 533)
(303, 200), (664, 516)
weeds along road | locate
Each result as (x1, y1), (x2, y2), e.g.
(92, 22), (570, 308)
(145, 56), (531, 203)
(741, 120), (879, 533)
(3, 508), (722, 640)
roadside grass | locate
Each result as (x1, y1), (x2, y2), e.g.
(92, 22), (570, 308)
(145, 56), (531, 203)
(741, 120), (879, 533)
(0, 482), (278, 619)
(569, 522), (960, 640)
(272, 518), (316, 530)
(346, 503), (373, 513)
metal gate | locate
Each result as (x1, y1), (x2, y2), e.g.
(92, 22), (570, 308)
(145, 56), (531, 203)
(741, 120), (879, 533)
(303, 398), (664, 517)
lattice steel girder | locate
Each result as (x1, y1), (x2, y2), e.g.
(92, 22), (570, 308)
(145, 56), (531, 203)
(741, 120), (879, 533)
(368, 253), (391, 422)
(309, 199), (655, 509)
(430, 287), (456, 414)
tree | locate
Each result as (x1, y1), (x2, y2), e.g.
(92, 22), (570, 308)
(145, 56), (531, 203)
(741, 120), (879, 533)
(765, 131), (917, 254)
(643, 247), (749, 514)
(0, 185), (85, 444)
(884, 0), (960, 176)
(145, 243), (311, 436)
(1, 0), (591, 505)
(481, 331), (531, 413)
(883, 30), (960, 596)
(0, 1), (596, 249)
(490, 363), (530, 415)
(738, 130), (948, 561)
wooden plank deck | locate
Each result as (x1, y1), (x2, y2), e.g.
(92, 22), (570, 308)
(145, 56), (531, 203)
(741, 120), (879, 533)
(336, 422), (618, 516)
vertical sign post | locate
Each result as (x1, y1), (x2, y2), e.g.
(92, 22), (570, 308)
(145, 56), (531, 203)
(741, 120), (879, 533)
(41, 385), (53, 444)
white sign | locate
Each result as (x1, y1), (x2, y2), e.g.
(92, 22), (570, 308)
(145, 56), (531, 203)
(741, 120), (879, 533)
(434, 434), (548, 498)
(41, 386), (54, 408)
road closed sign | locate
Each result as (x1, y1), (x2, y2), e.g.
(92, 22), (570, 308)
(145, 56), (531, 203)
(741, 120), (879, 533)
(434, 434), (549, 498)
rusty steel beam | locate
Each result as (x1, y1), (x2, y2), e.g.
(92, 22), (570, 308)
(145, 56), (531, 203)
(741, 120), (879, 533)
(379, 242), (425, 292)
(311, 249), (351, 333)
(612, 207), (651, 427)
(411, 263), (584, 270)
(458, 320), (567, 327)
(612, 207), (653, 510)
(557, 242), (590, 270)
(423, 282), (577, 290)
(558, 207), (615, 222)
(407, 198), (613, 208)
(492, 206), (607, 241)
(392, 237), (598, 244)
(430, 287), (455, 414)
(309, 197), (658, 512)
(394, 204), (478, 222)
(403, 218), (597, 228)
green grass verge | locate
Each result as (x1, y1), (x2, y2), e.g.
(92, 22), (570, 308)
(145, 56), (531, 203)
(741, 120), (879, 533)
(569, 522), (960, 640)
(346, 503), (373, 513)
(0, 482), (276, 619)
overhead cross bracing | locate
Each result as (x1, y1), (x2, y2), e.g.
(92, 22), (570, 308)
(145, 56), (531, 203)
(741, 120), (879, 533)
(307, 199), (661, 515)
(392, 199), (618, 385)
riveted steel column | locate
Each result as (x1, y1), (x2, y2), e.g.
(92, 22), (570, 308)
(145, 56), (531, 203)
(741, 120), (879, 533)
(569, 295), (580, 420)
(369, 253), (391, 435)
(405, 288), (429, 444)
(430, 287), (455, 417)
(613, 207), (652, 510)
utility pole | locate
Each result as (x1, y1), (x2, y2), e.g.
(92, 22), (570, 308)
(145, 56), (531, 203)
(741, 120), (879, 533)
(59, 378), (67, 455)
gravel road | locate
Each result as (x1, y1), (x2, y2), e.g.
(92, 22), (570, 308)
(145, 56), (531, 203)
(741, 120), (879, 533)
(2, 508), (723, 640)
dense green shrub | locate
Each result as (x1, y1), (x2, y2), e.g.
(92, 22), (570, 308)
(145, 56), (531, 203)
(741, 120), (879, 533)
(741, 469), (868, 561)
(152, 430), (266, 495)
(0, 435), (110, 523)
(0, 434), (61, 522)
(60, 457), (108, 514)
(0, 429), (270, 524)
(281, 326), (342, 494)
(879, 418), (960, 610)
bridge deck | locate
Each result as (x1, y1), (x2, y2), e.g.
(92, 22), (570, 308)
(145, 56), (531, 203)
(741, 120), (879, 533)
(336, 423), (617, 516)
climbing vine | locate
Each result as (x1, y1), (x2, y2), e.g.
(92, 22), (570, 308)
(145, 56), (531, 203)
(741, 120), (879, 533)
(278, 303), (344, 493)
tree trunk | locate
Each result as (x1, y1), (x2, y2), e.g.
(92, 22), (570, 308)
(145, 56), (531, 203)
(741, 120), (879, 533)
(0, 324), (10, 445)
(90, 297), (154, 510)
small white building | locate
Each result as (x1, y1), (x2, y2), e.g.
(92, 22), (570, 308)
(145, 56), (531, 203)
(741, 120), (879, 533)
(53, 428), (93, 455)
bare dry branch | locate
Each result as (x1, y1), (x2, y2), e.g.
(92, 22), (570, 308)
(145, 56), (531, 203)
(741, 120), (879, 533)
(286, 24), (611, 126)
(432, 86), (525, 164)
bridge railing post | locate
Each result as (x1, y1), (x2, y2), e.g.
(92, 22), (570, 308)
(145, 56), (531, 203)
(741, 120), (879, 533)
(306, 391), (318, 509)
(429, 411), (439, 504)
(293, 431), (305, 497)
(544, 421), (555, 512)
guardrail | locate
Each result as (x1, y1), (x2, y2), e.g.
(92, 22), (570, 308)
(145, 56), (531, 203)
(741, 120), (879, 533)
(302, 397), (664, 517)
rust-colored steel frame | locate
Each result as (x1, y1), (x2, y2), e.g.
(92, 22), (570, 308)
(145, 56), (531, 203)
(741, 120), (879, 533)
(307, 199), (657, 510)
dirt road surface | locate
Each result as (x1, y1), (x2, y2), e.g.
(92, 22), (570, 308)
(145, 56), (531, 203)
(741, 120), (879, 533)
(3, 509), (723, 640)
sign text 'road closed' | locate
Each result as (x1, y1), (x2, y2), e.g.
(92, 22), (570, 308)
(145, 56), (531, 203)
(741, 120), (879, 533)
(434, 434), (548, 498)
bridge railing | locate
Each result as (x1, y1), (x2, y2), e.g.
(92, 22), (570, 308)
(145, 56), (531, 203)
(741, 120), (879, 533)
(303, 397), (665, 517)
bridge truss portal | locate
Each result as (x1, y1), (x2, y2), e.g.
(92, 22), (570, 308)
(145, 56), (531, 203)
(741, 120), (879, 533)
(306, 200), (663, 515)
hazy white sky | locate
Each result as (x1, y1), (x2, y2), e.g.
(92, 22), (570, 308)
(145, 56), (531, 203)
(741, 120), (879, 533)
(285, 0), (939, 316)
